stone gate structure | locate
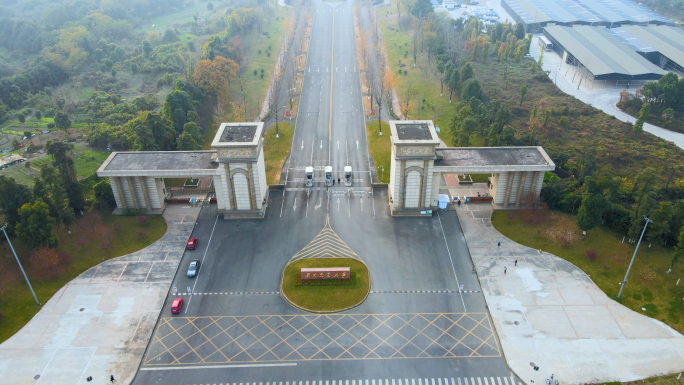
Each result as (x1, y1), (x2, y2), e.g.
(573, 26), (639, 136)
(388, 120), (556, 216)
(97, 122), (269, 219)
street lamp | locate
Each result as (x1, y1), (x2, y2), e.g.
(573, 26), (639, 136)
(377, 166), (384, 182)
(1, 224), (40, 306)
(618, 216), (652, 299)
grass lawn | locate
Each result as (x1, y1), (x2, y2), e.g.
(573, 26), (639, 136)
(240, 9), (292, 121)
(263, 122), (295, 185)
(491, 209), (684, 335)
(0, 211), (167, 343)
(602, 371), (684, 384)
(377, 8), (456, 146)
(282, 258), (370, 312)
(366, 120), (391, 183)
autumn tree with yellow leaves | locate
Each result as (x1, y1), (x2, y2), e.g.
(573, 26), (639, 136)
(191, 56), (239, 102)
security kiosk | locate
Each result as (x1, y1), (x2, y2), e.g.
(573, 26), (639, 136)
(344, 166), (352, 187)
(325, 166), (333, 187)
(305, 167), (314, 187)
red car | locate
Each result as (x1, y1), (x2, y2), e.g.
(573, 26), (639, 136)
(170, 297), (183, 314)
(186, 237), (198, 250)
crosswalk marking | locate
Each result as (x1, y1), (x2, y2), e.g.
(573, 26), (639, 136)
(182, 380), (522, 385)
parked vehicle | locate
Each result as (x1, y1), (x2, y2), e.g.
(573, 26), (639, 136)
(186, 237), (198, 250)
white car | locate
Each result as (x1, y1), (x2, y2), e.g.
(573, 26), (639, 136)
(187, 260), (200, 278)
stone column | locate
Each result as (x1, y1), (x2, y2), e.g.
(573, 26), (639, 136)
(503, 172), (515, 207)
(515, 171), (527, 207)
(138, 176), (151, 209)
(126, 177), (140, 209)
(247, 163), (256, 209)
(111, 177), (126, 209)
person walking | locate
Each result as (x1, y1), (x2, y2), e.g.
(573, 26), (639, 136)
(497, 241), (500, 247)
(515, 260), (518, 266)
(110, 375), (116, 383)
(504, 266), (507, 274)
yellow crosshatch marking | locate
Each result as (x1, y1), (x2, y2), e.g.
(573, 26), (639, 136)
(289, 217), (361, 262)
(142, 313), (500, 366)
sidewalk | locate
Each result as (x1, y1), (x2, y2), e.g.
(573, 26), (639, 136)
(0, 205), (201, 385)
(457, 204), (684, 385)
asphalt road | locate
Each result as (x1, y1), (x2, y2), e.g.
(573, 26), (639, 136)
(132, 0), (520, 383)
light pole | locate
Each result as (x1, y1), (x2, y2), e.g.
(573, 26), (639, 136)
(618, 216), (652, 299)
(1, 224), (40, 306)
(377, 166), (384, 182)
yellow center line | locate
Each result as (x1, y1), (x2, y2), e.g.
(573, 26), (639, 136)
(328, 9), (335, 142)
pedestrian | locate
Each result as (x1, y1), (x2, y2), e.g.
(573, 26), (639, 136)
(86, 376), (93, 382)
(338, 178), (341, 184)
(477, 192), (481, 197)
(457, 199), (461, 207)
(110, 375), (115, 383)
(332, 179), (335, 186)
(515, 259), (517, 266)
(497, 241), (500, 247)
(504, 266), (507, 274)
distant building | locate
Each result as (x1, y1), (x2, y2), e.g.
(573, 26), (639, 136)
(430, 0), (439, 8)
(443, 0), (456, 10)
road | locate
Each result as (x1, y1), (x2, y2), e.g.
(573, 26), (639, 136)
(132, 0), (520, 384)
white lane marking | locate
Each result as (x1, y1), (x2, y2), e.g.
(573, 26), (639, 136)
(184, 214), (219, 313)
(301, 140), (304, 150)
(293, 198), (297, 211)
(141, 363), (297, 370)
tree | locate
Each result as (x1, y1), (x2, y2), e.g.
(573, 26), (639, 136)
(192, 56), (239, 100)
(461, 78), (483, 102)
(577, 193), (608, 234)
(411, 0), (433, 17)
(633, 102), (650, 133)
(514, 23), (526, 40)
(672, 226), (684, 272)
(647, 201), (672, 245)
(373, 57), (396, 135)
(177, 122), (202, 150)
(35, 111), (42, 121)
(628, 168), (658, 239)
(34, 165), (75, 231)
(94, 179), (116, 208)
(446, 67), (460, 102)
(519, 85), (527, 106)
(29, 246), (62, 278)
(207, 2), (214, 10)
(142, 40), (152, 57)
(17, 113), (25, 125)
(15, 201), (58, 249)
(161, 29), (180, 44)
(24, 131), (32, 140)
(0, 175), (32, 234)
(54, 111), (71, 131)
(45, 140), (84, 212)
(162, 90), (194, 135)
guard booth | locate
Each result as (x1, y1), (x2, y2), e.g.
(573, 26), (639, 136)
(305, 167), (314, 187)
(325, 166), (333, 187)
(344, 166), (352, 187)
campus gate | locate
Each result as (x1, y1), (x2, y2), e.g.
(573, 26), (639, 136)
(387, 120), (556, 216)
(97, 122), (269, 219)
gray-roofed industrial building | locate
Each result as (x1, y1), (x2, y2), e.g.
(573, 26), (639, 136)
(543, 25), (666, 82)
(502, 0), (673, 32)
(610, 25), (684, 74)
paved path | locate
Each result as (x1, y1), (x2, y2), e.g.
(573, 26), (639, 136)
(457, 204), (684, 385)
(0, 205), (200, 385)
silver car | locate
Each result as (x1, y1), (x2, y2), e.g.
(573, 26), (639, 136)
(187, 260), (200, 278)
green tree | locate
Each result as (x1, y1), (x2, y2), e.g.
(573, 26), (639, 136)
(15, 201), (58, 249)
(514, 23), (526, 39)
(162, 29), (180, 44)
(577, 193), (608, 234)
(672, 226), (684, 272)
(93, 179), (116, 208)
(54, 111), (71, 131)
(162, 90), (194, 135)
(519, 85), (527, 106)
(459, 63), (474, 88)
(446, 67), (460, 102)
(45, 140), (84, 211)
(647, 201), (672, 245)
(461, 78), (483, 102)
(142, 40), (152, 57)
(500, 125), (517, 146)
(33, 165), (75, 230)
(633, 102), (650, 134)
(17, 113), (25, 125)
(35, 110), (42, 121)
(628, 168), (658, 239)
(207, 2), (214, 10)
(0, 175), (32, 234)
(24, 131), (32, 139)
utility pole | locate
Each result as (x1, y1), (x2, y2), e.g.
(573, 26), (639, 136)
(618, 216), (652, 299)
(1, 224), (40, 306)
